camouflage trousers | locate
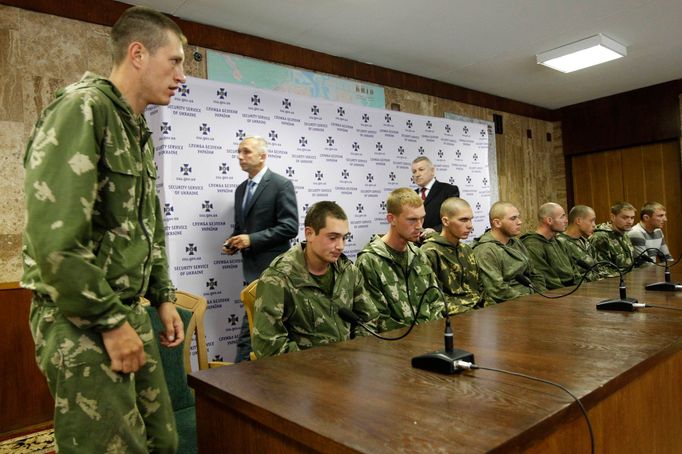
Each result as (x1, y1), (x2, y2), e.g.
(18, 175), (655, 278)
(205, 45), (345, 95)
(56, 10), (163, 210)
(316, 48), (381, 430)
(29, 299), (178, 453)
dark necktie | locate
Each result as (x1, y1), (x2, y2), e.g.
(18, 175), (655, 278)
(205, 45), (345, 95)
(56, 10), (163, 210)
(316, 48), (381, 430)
(420, 187), (427, 201)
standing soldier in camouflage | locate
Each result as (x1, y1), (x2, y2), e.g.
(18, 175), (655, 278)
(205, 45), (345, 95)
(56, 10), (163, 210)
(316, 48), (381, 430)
(521, 203), (581, 289)
(252, 201), (378, 358)
(472, 202), (546, 303)
(22, 7), (186, 453)
(356, 188), (443, 332)
(421, 198), (492, 314)
(590, 202), (636, 277)
(557, 205), (601, 281)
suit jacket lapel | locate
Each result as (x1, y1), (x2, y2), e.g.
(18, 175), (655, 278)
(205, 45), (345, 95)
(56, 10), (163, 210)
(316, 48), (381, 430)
(424, 181), (440, 206)
(243, 169), (271, 216)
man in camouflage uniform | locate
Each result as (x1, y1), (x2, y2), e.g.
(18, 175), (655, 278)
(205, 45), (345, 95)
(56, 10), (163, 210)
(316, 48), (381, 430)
(472, 202), (546, 303)
(356, 188), (443, 332)
(252, 202), (378, 358)
(22, 7), (186, 453)
(421, 197), (492, 314)
(557, 205), (601, 281)
(521, 203), (581, 289)
(590, 201), (636, 277)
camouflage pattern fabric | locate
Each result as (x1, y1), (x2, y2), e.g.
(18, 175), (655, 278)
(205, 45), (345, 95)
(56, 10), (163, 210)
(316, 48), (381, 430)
(356, 235), (443, 332)
(556, 233), (601, 282)
(589, 222), (635, 277)
(252, 244), (378, 358)
(421, 234), (493, 313)
(521, 232), (581, 289)
(22, 73), (177, 453)
(472, 231), (546, 303)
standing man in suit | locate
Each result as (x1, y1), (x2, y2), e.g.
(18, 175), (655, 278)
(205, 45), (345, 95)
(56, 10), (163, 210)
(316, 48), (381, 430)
(411, 156), (459, 235)
(223, 136), (298, 362)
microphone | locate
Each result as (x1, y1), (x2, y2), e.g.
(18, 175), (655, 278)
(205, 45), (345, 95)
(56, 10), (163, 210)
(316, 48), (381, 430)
(642, 249), (682, 292)
(595, 260), (640, 311)
(411, 286), (474, 374)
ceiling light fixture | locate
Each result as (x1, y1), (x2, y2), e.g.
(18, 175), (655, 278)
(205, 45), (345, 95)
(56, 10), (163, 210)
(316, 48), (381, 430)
(536, 34), (627, 73)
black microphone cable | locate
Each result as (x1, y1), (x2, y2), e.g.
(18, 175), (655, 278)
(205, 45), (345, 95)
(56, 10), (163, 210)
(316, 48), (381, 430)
(338, 282), (434, 341)
(642, 304), (682, 312)
(454, 360), (595, 454)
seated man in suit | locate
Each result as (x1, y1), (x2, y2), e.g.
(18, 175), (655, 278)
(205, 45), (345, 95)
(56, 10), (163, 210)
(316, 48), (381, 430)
(557, 204), (601, 281)
(411, 156), (459, 235)
(521, 203), (581, 289)
(252, 201), (378, 358)
(223, 136), (298, 361)
(421, 197), (493, 314)
(590, 201), (636, 277)
(472, 202), (546, 303)
(356, 188), (443, 332)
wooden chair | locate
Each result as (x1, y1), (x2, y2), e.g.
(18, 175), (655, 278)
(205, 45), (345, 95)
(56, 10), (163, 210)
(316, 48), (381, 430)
(240, 280), (259, 361)
(144, 291), (229, 454)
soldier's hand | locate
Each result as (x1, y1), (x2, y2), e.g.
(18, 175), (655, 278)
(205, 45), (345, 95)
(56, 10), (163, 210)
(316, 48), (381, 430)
(102, 322), (145, 373)
(158, 302), (184, 348)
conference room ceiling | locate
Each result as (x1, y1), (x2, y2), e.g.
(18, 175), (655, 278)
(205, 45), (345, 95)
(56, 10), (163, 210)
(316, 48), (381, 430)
(125, 0), (682, 109)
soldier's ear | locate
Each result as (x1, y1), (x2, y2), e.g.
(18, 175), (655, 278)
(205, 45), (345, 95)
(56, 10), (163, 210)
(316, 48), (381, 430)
(441, 216), (449, 227)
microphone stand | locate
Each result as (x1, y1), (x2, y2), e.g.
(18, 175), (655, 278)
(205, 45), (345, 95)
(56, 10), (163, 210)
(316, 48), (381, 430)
(595, 260), (639, 311)
(411, 287), (474, 374)
(643, 249), (682, 291)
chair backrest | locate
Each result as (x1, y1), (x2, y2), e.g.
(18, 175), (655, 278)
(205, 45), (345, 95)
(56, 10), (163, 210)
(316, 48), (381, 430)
(240, 280), (259, 336)
(174, 290), (209, 372)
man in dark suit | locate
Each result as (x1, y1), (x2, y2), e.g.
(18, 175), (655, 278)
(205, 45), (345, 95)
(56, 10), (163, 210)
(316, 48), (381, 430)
(411, 156), (459, 234)
(223, 136), (298, 361)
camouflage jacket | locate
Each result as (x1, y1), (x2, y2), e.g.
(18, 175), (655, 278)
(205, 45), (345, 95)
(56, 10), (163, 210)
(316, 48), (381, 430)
(421, 234), (493, 313)
(356, 235), (443, 332)
(252, 243), (378, 358)
(520, 232), (581, 289)
(556, 233), (601, 282)
(589, 222), (634, 277)
(472, 231), (546, 303)
(22, 73), (175, 331)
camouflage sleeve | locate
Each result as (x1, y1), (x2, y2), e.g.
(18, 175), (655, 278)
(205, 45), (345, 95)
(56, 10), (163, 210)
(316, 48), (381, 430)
(420, 258), (444, 320)
(350, 265), (379, 323)
(145, 196), (176, 306)
(518, 240), (547, 291)
(23, 91), (131, 331)
(252, 271), (299, 358)
(473, 244), (523, 303)
(355, 253), (391, 331)
(590, 232), (611, 263)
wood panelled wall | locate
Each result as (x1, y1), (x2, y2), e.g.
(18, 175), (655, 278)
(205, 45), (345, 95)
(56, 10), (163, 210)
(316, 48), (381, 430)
(571, 140), (682, 257)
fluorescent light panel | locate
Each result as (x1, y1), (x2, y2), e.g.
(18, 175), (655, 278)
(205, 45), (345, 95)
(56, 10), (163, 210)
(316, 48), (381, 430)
(537, 34), (626, 73)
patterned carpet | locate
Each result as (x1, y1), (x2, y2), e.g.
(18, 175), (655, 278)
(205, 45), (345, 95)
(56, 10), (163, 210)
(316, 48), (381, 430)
(0, 429), (54, 454)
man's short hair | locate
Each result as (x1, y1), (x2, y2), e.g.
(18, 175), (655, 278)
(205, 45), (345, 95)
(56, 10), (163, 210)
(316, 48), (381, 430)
(241, 136), (268, 155)
(411, 156), (433, 167)
(639, 201), (665, 220)
(111, 6), (186, 65)
(440, 197), (471, 218)
(386, 188), (423, 216)
(537, 202), (560, 222)
(305, 201), (347, 233)
(610, 201), (635, 215)
(568, 205), (594, 224)
(489, 201), (516, 224)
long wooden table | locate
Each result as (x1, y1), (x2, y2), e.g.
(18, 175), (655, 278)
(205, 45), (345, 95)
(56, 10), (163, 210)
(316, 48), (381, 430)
(189, 266), (682, 453)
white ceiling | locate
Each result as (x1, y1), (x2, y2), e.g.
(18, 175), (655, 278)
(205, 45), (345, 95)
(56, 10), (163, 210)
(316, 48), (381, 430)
(124, 0), (682, 109)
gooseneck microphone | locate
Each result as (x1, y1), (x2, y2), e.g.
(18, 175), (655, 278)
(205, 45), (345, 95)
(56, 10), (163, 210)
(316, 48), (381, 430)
(642, 249), (682, 292)
(593, 260), (640, 311)
(411, 286), (474, 374)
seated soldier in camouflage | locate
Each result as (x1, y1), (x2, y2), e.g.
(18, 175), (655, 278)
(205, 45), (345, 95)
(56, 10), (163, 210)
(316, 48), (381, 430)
(356, 188), (443, 332)
(421, 197), (493, 314)
(557, 205), (601, 281)
(521, 203), (581, 289)
(472, 202), (546, 303)
(252, 201), (378, 358)
(590, 201), (636, 277)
